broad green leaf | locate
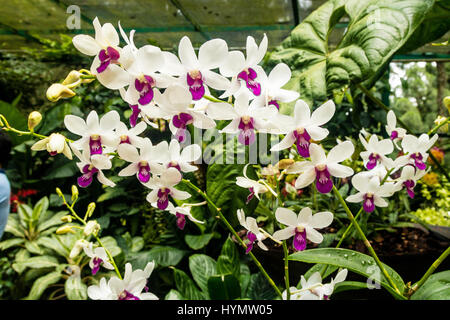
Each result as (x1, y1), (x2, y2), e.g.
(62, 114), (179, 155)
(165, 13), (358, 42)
(99, 236), (122, 257)
(0, 99), (28, 146)
(268, 0), (435, 109)
(25, 271), (62, 300)
(164, 289), (184, 300)
(207, 274), (241, 300)
(42, 157), (79, 180)
(173, 268), (205, 300)
(333, 281), (372, 294)
(147, 246), (187, 267)
(216, 238), (240, 278)
(411, 271), (450, 300)
(97, 187), (127, 202)
(37, 236), (69, 257)
(24, 241), (43, 255)
(4, 214), (25, 237)
(31, 197), (49, 222)
(246, 272), (278, 300)
(130, 236), (144, 253)
(37, 211), (67, 233)
(13, 248), (30, 274)
(239, 263), (251, 297)
(12, 255), (59, 270)
(0, 238), (24, 250)
(189, 254), (218, 295)
(302, 264), (339, 286)
(289, 248), (406, 299)
(65, 275), (88, 300)
(17, 203), (32, 228)
(184, 233), (214, 250)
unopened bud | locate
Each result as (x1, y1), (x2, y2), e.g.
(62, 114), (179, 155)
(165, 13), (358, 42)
(444, 96), (450, 113)
(62, 70), (82, 86)
(69, 240), (89, 259)
(55, 187), (64, 198)
(56, 225), (75, 234)
(86, 202), (96, 218)
(71, 185), (79, 202)
(61, 215), (73, 223)
(27, 111), (42, 131)
(46, 83), (75, 102)
(84, 220), (100, 236)
(277, 159), (295, 170)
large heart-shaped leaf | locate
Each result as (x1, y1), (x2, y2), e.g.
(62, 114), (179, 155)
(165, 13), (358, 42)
(289, 248), (406, 299)
(189, 254), (218, 295)
(173, 268), (205, 300)
(268, 0), (435, 110)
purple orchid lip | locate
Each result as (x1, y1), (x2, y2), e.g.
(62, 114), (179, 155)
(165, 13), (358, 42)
(237, 68), (261, 96)
(293, 128), (311, 157)
(129, 104), (140, 127)
(268, 100), (280, 110)
(89, 135), (103, 155)
(97, 46), (120, 73)
(176, 212), (186, 230)
(138, 161), (151, 183)
(157, 188), (170, 210)
(366, 153), (381, 170)
(411, 153), (426, 170)
(49, 151), (58, 156)
(172, 113), (194, 143)
(293, 228), (307, 251)
(120, 135), (131, 145)
(246, 187), (255, 204)
(187, 70), (205, 100)
(390, 130), (398, 140)
(91, 257), (103, 275)
(404, 180), (416, 198)
(246, 231), (257, 254)
(315, 165), (333, 194)
(135, 75), (155, 105)
(238, 116), (256, 145)
(78, 164), (98, 188)
(118, 290), (140, 300)
(167, 161), (181, 172)
(363, 193), (375, 213)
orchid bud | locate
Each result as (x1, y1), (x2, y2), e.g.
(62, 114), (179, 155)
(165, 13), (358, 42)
(277, 159), (295, 170)
(61, 215), (73, 223)
(444, 96), (450, 113)
(27, 111), (42, 131)
(55, 187), (64, 198)
(62, 70), (82, 86)
(56, 225), (75, 234)
(46, 83), (75, 102)
(86, 202), (96, 218)
(84, 220), (100, 236)
(71, 185), (79, 202)
(69, 240), (89, 259)
(434, 115), (448, 133)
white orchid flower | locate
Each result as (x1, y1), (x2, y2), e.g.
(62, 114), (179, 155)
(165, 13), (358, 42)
(88, 262), (158, 300)
(397, 133), (438, 171)
(289, 142), (355, 193)
(346, 173), (397, 213)
(272, 207), (333, 251)
(115, 121), (147, 148)
(237, 209), (269, 254)
(117, 138), (165, 183)
(270, 100), (335, 157)
(158, 139), (202, 173)
(395, 165), (427, 199)
(160, 36), (230, 100)
(83, 242), (114, 275)
(72, 17), (130, 89)
(219, 34), (268, 98)
(385, 110), (406, 147)
(166, 202), (205, 230)
(71, 145), (115, 188)
(359, 134), (395, 170)
(207, 91), (277, 145)
(249, 63), (299, 110)
(64, 110), (120, 156)
(143, 167), (191, 210)
(31, 133), (72, 160)
(151, 84), (216, 142)
(235, 164), (276, 204)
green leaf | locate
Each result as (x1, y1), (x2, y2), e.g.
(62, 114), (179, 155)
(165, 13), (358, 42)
(99, 236), (122, 257)
(216, 238), (240, 278)
(246, 272), (278, 300)
(147, 246), (187, 267)
(65, 275), (88, 300)
(239, 263), (251, 298)
(37, 211), (67, 233)
(130, 236), (144, 253)
(24, 241), (43, 255)
(42, 157), (79, 180)
(0, 99), (28, 146)
(12, 255), (59, 270)
(0, 238), (24, 250)
(97, 187), (127, 202)
(289, 248), (406, 299)
(164, 289), (184, 300)
(173, 268), (205, 300)
(4, 214), (25, 237)
(37, 236), (69, 257)
(32, 197), (49, 222)
(17, 203), (32, 228)
(303, 264), (339, 286)
(25, 271), (62, 300)
(268, 0), (435, 108)
(189, 254), (218, 295)
(333, 281), (371, 294)
(184, 233), (214, 250)
(411, 271), (450, 300)
(13, 249), (30, 274)
(207, 274), (241, 300)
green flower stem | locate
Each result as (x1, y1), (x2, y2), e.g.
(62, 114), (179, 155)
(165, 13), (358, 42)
(181, 178), (283, 298)
(428, 118), (449, 135)
(203, 95), (228, 104)
(332, 185), (402, 296)
(409, 246), (450, 297)
(60, 196), (123, 280)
